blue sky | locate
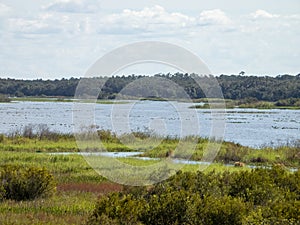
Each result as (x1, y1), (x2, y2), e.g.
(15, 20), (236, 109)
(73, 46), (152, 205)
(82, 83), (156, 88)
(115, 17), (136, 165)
(0, 0), (299, 79)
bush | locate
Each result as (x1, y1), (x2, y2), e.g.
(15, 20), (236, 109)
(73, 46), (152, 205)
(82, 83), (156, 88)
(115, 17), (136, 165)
(97, 129), (120, 143)
(191, 195), (247, 225)
(142, 189), (191, 225)
(0, 134), (5, 143)
(0, 164), (56, 201)
(88, 193), (145, 225)
(0, 94), (10, 102)
(88, 168), (300, 225)
(0, 185), (5, 201)
(275, 98), (300, 107)
(228, 169), (283, 205)
(216, 143), (250, 163)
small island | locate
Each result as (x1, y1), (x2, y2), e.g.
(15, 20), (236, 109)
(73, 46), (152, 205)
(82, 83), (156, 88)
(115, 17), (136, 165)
(191, 97), (300, 110)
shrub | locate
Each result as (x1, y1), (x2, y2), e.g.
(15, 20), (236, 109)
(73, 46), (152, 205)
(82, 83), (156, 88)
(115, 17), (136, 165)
(0, 164), (56, 201)
(216, 143), (250, 163)
(0, 94), (10, 102)
(88, 168), (300, 225)
(142, 189), (191, 225)
(0, 185), (5, 201)
(249, 156), (268, 163)
(228, 169), (283, 205)
(97, 129), (120, 143)
(192, 195), (247, 225)
(0, 134), (5, 143)
(88, 193), (145, 225)
(275, 98), (300, 107)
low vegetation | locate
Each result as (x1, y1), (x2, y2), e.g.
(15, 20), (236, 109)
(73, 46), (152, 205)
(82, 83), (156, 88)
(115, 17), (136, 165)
(0, 128), (299, 224)
(0, 164), (56, 201)
(0, 94), (10, 103)
(0, 151), (108, 224)
(192, 97), (300, 109)
(88, 167), (300, 225)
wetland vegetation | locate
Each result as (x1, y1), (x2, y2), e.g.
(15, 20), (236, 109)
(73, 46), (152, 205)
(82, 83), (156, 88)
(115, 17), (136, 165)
(0, 128), (299, 224)
(0, 94), (10, 103)
(191, 97), (300, 110)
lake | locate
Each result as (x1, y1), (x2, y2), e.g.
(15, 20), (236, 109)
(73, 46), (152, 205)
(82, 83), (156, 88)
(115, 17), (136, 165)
(0, 100), (299, 148)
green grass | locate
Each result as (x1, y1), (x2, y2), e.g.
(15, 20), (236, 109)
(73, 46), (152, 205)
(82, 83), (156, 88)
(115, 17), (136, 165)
(0, 151), (105, 184)
(0, 135), (150, 153)
(119, 158), (251, 173)
(0, 191), (96, 225)
(0, 136), (78, 152)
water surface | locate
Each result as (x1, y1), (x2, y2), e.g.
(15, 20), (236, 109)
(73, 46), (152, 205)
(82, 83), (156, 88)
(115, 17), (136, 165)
(0, 101), (299, 148)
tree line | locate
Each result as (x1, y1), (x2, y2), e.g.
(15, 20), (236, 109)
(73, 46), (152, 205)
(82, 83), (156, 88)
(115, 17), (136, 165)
(0, 74), (299, 101)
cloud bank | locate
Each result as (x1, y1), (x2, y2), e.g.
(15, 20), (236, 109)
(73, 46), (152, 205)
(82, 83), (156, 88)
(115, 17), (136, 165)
(0, 2), (299, 78)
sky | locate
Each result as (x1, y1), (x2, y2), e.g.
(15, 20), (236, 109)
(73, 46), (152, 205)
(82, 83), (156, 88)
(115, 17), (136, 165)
(0, 0), (299, 79)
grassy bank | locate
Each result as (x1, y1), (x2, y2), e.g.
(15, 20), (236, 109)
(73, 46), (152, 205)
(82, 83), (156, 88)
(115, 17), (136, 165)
(0, 130), (299, 224)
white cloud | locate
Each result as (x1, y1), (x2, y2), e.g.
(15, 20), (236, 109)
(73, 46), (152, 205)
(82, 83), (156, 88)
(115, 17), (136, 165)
(251, 10), (279, 19)
(198, 9), (232, 26)
(0, 3), (11, 15)
(8, 6), (236, 37)
(9, 17), (59, 34)
(8, 12), (94, 36)
(99, 5), (195, 33)
(43, 0), (100, 13)
(285, 14), (300, 19)
(241, 10), (300, 34)
(97, 6), (235, 35)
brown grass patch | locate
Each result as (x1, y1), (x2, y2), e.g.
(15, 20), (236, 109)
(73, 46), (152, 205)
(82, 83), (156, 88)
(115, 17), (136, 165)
(57, 182), (123, 194)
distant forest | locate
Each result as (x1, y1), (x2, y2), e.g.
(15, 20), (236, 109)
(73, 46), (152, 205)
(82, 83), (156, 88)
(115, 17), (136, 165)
(0, 74), (299, 101)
